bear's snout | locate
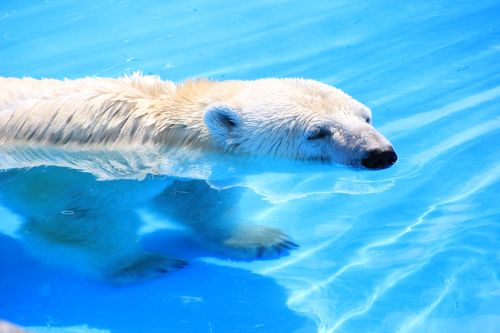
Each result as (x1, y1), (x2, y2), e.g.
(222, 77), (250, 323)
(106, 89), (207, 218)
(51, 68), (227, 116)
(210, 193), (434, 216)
(361, 147), (397, 170)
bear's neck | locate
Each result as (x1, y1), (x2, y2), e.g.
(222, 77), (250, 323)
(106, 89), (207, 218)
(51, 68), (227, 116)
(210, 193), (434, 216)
(151, 79), (245, 151)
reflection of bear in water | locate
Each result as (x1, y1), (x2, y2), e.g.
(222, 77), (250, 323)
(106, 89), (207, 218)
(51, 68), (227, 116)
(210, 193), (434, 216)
(0, 74), (397, 284)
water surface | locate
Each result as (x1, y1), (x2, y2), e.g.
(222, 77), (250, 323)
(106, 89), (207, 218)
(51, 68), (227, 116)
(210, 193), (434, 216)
(1, 1), (499, 332)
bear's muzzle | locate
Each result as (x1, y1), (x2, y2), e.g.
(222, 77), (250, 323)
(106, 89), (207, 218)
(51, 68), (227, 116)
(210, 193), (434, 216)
(361, 147), (398, 170)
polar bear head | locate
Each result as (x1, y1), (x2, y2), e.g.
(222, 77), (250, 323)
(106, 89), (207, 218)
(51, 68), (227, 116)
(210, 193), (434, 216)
(203, 78), (397, 169)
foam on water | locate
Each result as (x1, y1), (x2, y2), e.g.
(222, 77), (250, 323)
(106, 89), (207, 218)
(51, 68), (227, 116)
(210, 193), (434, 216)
(1, 1), (499, 332)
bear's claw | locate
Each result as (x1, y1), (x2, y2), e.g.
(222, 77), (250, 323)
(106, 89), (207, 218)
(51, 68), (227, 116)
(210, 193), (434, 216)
(282, 240), (300, 249)
(271, 240), (299, 256)
(172, 259), (189, 269)
(108, 253), (187, 284)
(222, 225), (299, 260)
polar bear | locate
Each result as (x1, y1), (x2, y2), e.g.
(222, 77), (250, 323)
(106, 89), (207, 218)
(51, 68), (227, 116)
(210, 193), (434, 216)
(0, 74), (397, 284)
(0, 73), (396, 168)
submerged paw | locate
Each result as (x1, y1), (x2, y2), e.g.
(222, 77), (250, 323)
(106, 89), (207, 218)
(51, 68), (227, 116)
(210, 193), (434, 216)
(223, 226), (299, 260)
(107, 253), (187, 285)
(258, 239), (299, 258)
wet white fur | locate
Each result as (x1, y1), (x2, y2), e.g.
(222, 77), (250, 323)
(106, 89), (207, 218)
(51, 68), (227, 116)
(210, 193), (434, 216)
(0, 73), (392, 166)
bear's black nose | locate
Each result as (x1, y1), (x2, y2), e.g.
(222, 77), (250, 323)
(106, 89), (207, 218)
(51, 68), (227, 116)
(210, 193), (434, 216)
(361, 148), (398, 170)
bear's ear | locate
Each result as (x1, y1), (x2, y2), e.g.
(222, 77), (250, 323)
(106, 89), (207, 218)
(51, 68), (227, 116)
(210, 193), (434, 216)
(203, 104), (241, 139)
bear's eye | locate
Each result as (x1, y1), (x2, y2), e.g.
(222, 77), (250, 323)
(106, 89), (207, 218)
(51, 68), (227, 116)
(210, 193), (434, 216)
(365, 117), (371, 124)
(307, 127), (331, 141)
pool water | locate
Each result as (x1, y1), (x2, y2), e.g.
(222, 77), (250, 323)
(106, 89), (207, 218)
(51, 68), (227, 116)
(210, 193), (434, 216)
(1, 1), (499, 332)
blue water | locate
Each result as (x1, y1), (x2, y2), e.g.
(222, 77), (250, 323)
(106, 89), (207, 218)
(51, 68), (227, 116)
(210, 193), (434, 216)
(1, 1), (500, 332)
